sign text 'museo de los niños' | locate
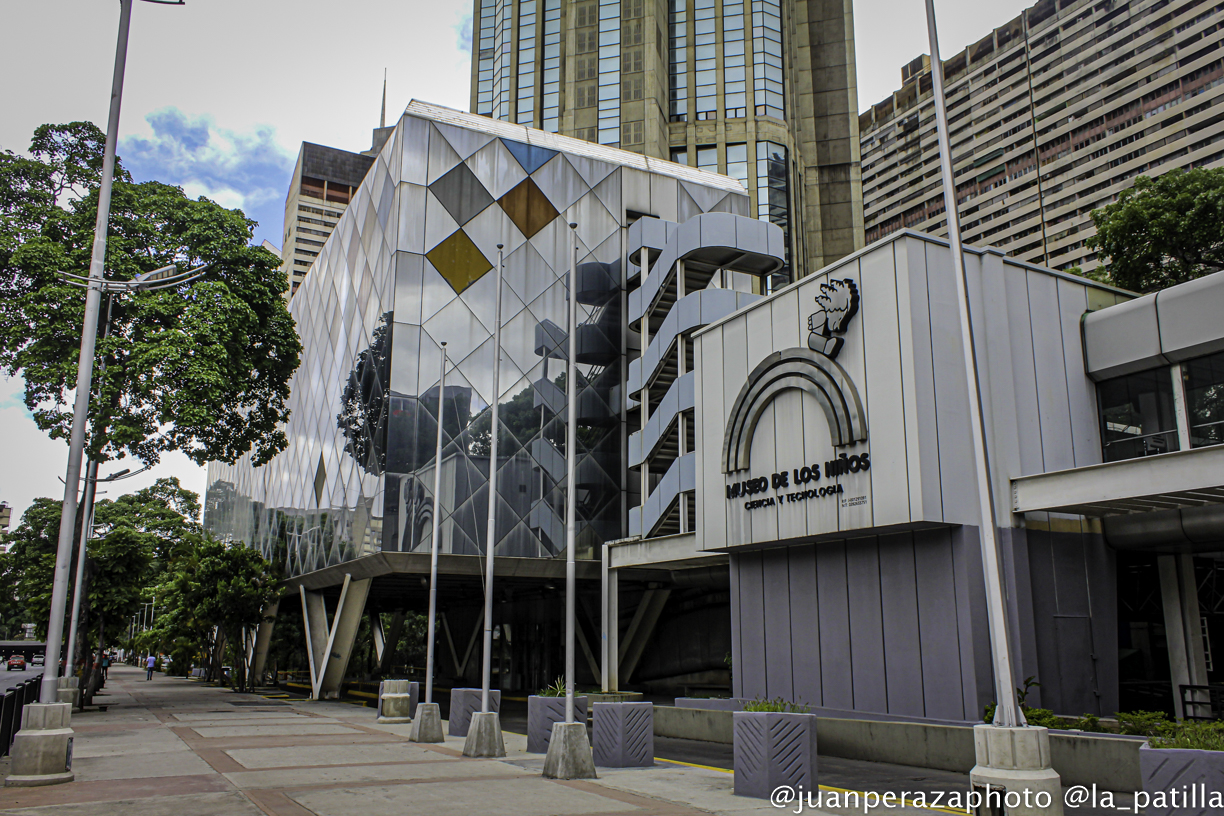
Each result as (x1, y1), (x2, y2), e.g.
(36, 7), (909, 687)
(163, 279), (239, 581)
(727, 451), (870, 510)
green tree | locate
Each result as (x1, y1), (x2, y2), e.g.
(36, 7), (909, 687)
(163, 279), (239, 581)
(150, 537), (278, 692)
(79, 526), (153, 705)
(0, 122), (301, 468)
(93, 477), (202, 565)
(1088, 167), (1224, 293)
(4, 497), (72, 637)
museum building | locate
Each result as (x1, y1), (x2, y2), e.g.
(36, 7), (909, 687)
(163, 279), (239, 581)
(207, 101), (1224, 721)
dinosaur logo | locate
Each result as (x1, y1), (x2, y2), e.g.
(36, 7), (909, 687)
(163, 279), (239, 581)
(807, 278), (859, 359)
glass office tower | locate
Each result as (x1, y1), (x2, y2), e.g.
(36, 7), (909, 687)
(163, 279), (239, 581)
(470, 0), (865, 281)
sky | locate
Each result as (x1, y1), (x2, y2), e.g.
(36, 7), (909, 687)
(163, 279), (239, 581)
(0, 0), (1032, 527)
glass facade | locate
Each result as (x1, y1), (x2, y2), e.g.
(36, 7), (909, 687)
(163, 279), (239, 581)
(668, 0), (687, 122)
(722, 0), (747, 118)
(751, 0), (784, 120)
(1098, 369), (1179, 462)
(516, 0), (537, 124)
(598, 0), (622, 145)
(206, 106), (750, 578)
(693, 0), (716, 119)
(1184, 351), (1224, 449)
(542, 0), (561, 130)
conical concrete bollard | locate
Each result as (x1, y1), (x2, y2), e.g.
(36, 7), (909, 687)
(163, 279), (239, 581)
(462, 711), (506, 758)
(542, 721), (597, 780)
(410, 702), (444, 743)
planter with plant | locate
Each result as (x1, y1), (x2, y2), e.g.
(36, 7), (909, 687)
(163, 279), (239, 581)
(1134, 713), (1224, 815)
(733, 697), (817, 799)
(528, 677), (588, 754)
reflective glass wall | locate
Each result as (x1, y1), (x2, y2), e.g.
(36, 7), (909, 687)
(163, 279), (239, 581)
(206, 106), (748, 577)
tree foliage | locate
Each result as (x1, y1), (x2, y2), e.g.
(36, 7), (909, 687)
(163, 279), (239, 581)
(0, 122), (301, 467)
(1088, 167), (1224, 293)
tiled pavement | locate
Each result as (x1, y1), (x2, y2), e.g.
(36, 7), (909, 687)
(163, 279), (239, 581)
(0, 666), (855, 816)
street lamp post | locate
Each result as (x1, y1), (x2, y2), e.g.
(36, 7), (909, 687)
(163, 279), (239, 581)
(542, 223), (596, 778)
(463, 247), (507, 758)
(923, 0), (1064, 811)
(410, 343), (448, 744)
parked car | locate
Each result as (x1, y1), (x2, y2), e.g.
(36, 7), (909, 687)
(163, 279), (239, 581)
(6, 654), (25, 671)
(30, 654), (45, 666)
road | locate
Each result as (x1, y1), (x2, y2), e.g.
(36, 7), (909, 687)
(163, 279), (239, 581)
(1, 665), (45, 689)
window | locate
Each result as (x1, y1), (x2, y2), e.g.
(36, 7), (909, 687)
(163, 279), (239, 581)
(622, 76), (644, 101)
(1184, 352), (1224, 448)
(670, 147), (688, 165)
(576, 82), (598, 107)
(696, 145), (717, 172)
(622, 48), (644, 73)
(726, 143), (748, 187)
(622, 120), (645, 145)
(1098, 369), (1179, 462)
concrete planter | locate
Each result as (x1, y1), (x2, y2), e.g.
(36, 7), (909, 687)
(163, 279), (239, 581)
(587, 691), (645, 706)
(675, 697), (747, 711)
(593, 701), (653, 767)
(1139, 743), (1224, 815)
(376, 679), (418, 723)
(733, 711), (818, 799)
(528, 695), (588, 753)
(448, 688), (500, 737)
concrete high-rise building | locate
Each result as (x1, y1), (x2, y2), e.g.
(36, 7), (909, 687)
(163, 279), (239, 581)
(469, 0), (864, 279)
(859, 0), (1224, 274)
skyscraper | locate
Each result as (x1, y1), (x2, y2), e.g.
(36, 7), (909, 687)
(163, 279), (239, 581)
(469, 0), (864, 278)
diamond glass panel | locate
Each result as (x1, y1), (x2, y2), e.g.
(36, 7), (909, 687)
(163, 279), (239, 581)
(429, 161), (495, 226)
(425, 230), (494, 294)
(498, 177), (559, 239)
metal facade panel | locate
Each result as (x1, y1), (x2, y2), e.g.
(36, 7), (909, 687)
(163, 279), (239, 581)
(698, 330), (727, 551)
(1002, 259), (1046, 477)
(1024, 525), (1062, 710)
(396, 183), (427, 256)
(923, 242), (980, 525)
(762, 551), (795, 701)
(729, 552), (743, 698)
(977, 253), (1025, 523)
(951, 527), (994, 722)
(913, 528), (965, 720)
(1028, 270), (1076, 473)
(737, 551), (768, 700)
(899, 237), (944, 523)
(1083, 533), (1119, 716)
(746, 305), (780, 545)
(878, 533), (925, 716)
(1082, 294), (1163, 380)
(859, 244), (910, 527)
(721, 318), (751, 548)
(1058, 279), (1103, 469)
(815, 542), (854, 709)
(845, 540), (888, 713)
(1156, 270), (1224, 362)
(786, 545), (822, 708)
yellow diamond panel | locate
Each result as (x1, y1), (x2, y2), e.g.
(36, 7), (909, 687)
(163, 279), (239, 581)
(426, 229), (493, 294)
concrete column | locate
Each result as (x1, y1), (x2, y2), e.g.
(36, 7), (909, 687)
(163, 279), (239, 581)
(250, 598), (279, 685)
(1158, 554), (1209, 717)
(300, 575), (373, 700)
(602, 545), (619, 692)
(1172, 363), (1192, 450)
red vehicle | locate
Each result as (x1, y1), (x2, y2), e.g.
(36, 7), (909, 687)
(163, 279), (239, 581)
(6, 654), (25, 671)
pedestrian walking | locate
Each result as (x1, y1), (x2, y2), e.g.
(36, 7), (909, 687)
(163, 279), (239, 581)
(101, 652), (111, 680)
(146, 653), (156, 681)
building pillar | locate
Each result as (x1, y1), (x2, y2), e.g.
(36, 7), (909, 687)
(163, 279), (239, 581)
(300, 575), (372, 700)
(1158, 554), (1209, 717)
(250, 597), (279, 685)
(602, 544), (619, 692)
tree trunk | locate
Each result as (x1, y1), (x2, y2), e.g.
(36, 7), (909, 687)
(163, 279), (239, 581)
(81, 612), (105, 709)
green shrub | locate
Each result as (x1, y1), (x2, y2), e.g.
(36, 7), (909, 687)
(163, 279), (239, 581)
(744, 697), (810, 713)
(982, 702), (1069, 729)
(1150, 721), (1224, 751)
(1072, 713), (1105, 733)
(538, 676), (566, 697)
(1116, 710), (1169, 737)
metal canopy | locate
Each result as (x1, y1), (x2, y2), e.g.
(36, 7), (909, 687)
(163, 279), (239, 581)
(1011, 444), (1224, 517)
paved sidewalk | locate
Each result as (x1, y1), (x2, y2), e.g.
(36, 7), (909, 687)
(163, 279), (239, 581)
(0, 666), (945, 816)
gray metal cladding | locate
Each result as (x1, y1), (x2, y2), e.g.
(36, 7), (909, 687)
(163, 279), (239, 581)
(1083, 268), (1224, 381)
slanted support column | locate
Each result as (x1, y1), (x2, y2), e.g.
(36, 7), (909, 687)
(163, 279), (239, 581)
(1158, 554), (1210, 717)
(618, 588), (670, 684)
(250, 598), (280, 685)
(300, 575), (372, 699)
(377, 610), (406, 675)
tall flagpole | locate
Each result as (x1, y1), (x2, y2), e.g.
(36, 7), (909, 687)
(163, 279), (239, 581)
(564, 223), (579, 724)
(923, 0), (1022, 728)
(425, 343), (447, 706)
(480, 245), (505, 714)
